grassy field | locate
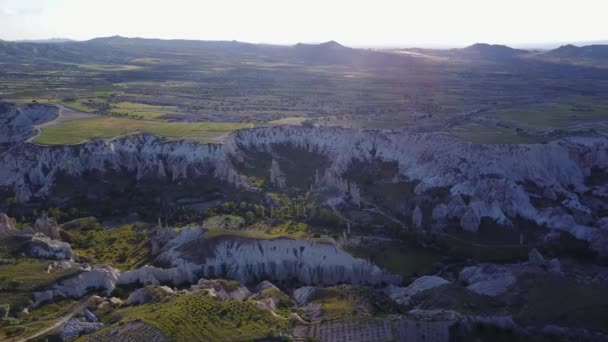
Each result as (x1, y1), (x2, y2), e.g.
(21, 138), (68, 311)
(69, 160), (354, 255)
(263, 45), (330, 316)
(92, 291), (289, 341)
(452, 123), (542, 144)
(33, 116), (252, 145)
(485, 96), (608, 130)
(109, 101), (179, 119)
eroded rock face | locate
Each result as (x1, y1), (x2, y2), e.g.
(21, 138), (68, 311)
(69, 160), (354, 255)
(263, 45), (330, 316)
(0, 213), (16, 234)
(412, 206), (423, 229)
(0, 103), (57, 144)
(292, 286), (316, 306)
(127, 285), (175, 305)
(173, 229), (400, 286)
(385, 276), (450, 305)
(119, 227), (401, 287)
(459, 265), (515, 296)
(23, 233), (73, 260)
(34, 215), (60, 240)
(1, 121), (607, 252)
(460, 207), (481, 233)
(193, 279), (251, 301)
(33, 265), (119, 306)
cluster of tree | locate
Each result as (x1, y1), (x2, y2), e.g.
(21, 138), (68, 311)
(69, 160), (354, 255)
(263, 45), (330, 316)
(208, 200), (343, 227)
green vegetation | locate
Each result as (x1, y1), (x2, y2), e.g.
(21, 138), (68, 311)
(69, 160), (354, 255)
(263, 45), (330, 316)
(308, 286), (400, 321)
(109, 101), (179, 119)
(96, 291), (289, 341)
(452, 123), (541, 144)
(487, 96), (608, 129)
(33, 117), (252, 145)
(61, 219), (152, 270)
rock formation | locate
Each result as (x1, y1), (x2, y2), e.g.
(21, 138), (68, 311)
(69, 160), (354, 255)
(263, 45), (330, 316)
(385, 276), (450, 305)
(0, 213), (16, 234)
(33, 265), (119, 306)
(34, 215), (60, 240)
(459, 265), (516, 296)
(0, 103), (58, 144)
(1, 111), (607, 253)
(127, 285), (176, 305)
(23, 233), (73, 260)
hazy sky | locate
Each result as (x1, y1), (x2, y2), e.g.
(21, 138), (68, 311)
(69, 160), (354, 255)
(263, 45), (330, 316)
(1, 0), (607, 47)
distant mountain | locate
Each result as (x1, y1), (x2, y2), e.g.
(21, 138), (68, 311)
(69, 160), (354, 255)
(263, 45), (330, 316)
(0, 36), (416, 67)
(545, 44), (608, 59)
(15, 38), (76, 44)
(458, 43), (529, 59)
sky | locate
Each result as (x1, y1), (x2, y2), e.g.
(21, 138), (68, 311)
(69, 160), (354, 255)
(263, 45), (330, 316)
(0, 0), (607, 47)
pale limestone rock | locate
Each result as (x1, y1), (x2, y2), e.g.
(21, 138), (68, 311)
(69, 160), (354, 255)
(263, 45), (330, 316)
(431, 204), (448, 226)
(150, 227), (401, 287)
(385, 276), (450, 305)
(460, 207), (480, 232)
(84, 309), (98, 322)
(528, 248), (546, 267)
(0, 213), (16, 234)
(25, 234), (73, 260)
(269, 158), (286, 188)
(0, 103), (58, 144)
(194, 279), (251, 301)
(2, 123), (608, 252)
(33, 265), (119, 306)
(407, 308), (463, 321)
(117, 264), (198, 287)
(459, 265), (515, 296)
(548, 258), (563, 275)
(34, 215), (60, 240)
(292, 286), (316, 306)
(412, 206), (423, 229)
(543, 187), (558, 201)
(127, 286), (175, 305)
(597, 217), (608, 231)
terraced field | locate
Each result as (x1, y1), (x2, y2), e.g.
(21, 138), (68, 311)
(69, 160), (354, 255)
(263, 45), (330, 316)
(94, 291), (289, 341)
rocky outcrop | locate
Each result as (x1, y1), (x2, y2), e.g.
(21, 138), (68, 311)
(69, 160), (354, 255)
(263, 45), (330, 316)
(127, 285), (175, 305)
(170, 228), (400, 286)
(459, 265), (515, 296)
(23, 233), (73, 260)
(0, 213), (16, 234)
(460, 207), (481, 233)
(293, 286), (316, 306)
(527, 248), (563, 275)
(120, 226), (400, 287)
(0, 103), (57, 144)
(33, 265), (119, 306)
(117, 264), (198, 287)
(193, 279), (251, 301)
(385, 276), (450, 305)
(1, 121), (607, 252)
(34, 215), (60, 240)
(412, 206), (423, 229)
